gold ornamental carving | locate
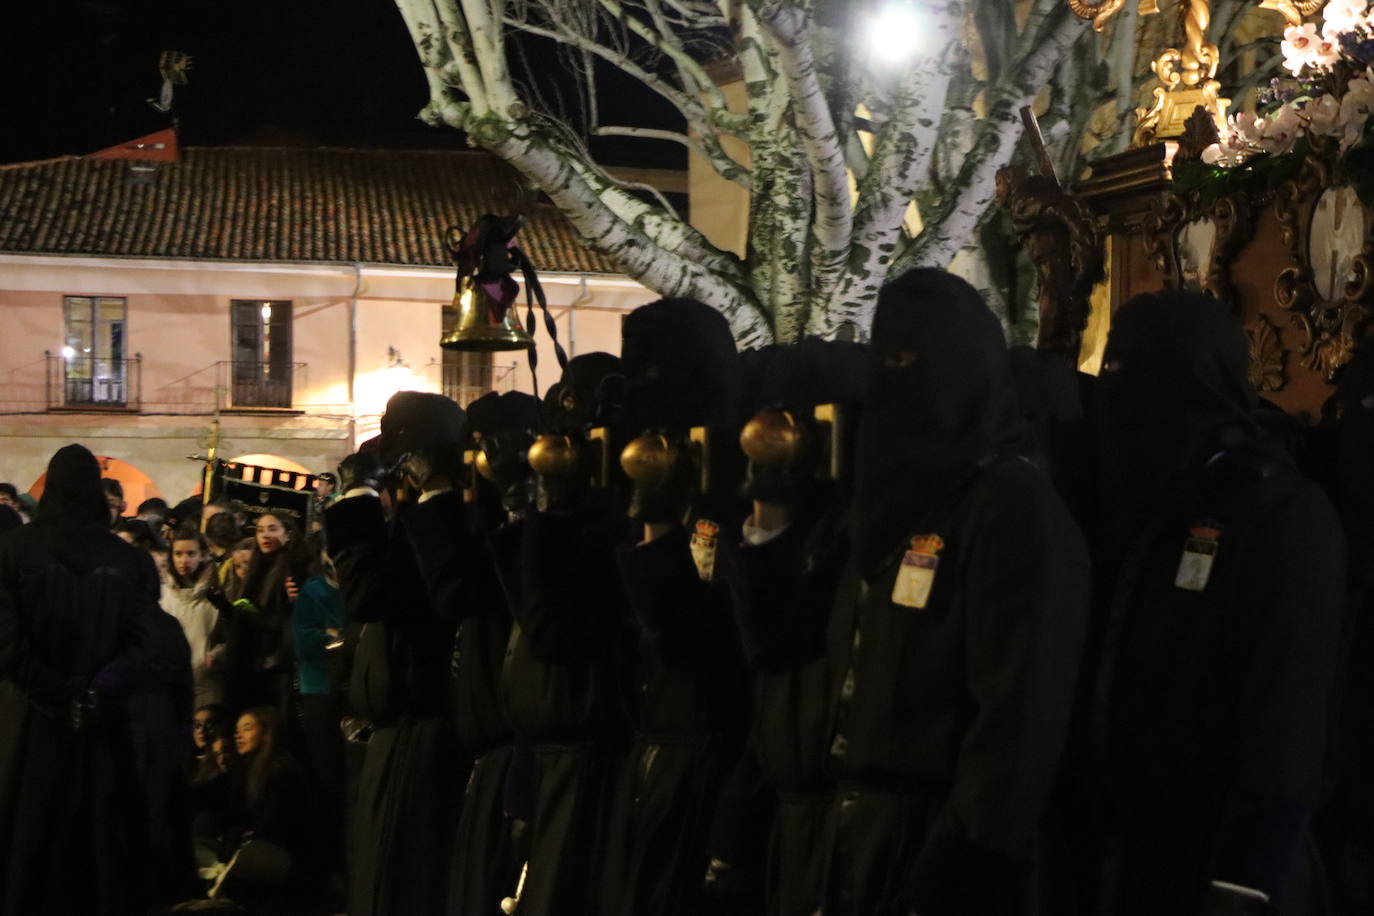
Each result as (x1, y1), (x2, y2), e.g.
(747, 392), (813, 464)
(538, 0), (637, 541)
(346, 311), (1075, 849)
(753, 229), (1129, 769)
(1272, 145), (1373, 381)
(1066, 0), (1228, 145)
(1257, 0), (1323, 27)
(1247, 315), (1287, 392)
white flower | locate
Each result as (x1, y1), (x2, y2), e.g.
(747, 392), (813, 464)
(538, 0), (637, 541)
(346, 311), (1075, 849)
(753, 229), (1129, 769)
(1324, 0), (1368, 34)
(1201, 143), (1225, 165)
(1229, 111), (1266, 145)
(1306, 94), (1343, 135)
(1311, 34), (1343, 69)
(1340, 77), (1374, 147)
(1259, 103), (1304, 153)
(1283, 23), (1322, 74)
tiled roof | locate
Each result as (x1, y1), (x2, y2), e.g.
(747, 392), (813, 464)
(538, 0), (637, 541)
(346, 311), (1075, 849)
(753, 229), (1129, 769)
(0, 146), (620, 273)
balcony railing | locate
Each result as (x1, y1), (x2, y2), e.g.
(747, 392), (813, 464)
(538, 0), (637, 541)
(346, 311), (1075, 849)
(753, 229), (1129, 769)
(45, 352), (142, 410)
(441, 360), (518, 406)
(216, 361), (306, 409)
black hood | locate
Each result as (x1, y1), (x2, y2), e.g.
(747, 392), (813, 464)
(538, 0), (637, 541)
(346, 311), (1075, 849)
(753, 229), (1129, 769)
(465, 390), (540, 439)
(853, 269), (1024, 574)
(743, 336), (869, 413)
(38, 444), (109, 529)
(36, 444), (114, 572)
(379, 391), (467, 465)
(1097, 290), (1256, 512)
(542, 351), (625, 434)
(621, 297), (741, 434)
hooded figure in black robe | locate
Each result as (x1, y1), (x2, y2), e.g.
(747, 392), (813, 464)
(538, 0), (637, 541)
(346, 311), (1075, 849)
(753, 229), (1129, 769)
(603, 297), (753, 916)
(0, 444), (190, 915)
(1310, 340), (1374, 913)
(491, 353), (635, 915)
(1056, 291), (1346, 916)
(327, 392), (466, 916)
(709, 336), (868, 916)
(416, 389), (537, 916)
(766, 269), (1090, 916)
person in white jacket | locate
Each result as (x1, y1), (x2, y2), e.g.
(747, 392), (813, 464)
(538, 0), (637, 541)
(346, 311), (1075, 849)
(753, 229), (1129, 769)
(162, 525), (229, 707)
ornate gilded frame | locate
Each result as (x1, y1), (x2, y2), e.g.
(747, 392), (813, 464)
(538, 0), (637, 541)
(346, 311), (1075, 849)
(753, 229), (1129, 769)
(1143, 188), (1253, 307)
(1273, 149), (1374, 382)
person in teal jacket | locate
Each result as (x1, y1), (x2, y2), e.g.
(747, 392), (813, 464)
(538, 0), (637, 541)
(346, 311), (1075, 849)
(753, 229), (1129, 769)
(290, 536), (344, 796)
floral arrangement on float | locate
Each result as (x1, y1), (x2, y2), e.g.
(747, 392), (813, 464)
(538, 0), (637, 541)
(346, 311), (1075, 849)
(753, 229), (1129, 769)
(1180, 0), (1374, 201)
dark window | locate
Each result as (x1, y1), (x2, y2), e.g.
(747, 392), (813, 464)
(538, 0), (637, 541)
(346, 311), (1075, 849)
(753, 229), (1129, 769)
(230, 300), (293, 407)
(62, 296), (128, 405)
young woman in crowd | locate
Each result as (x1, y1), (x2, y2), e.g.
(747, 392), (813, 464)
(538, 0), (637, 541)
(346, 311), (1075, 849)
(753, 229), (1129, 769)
(224, 514), (310, 717)
(202, 706), (319, 907)
(163, 526), (229, 707)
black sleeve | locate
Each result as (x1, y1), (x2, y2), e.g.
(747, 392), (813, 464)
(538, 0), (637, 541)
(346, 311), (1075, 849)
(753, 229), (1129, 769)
(399, 491), (478, 626)
(616, 528), (732, 674)
(516, 509), (622, 664)
(1208, 482), (1346, 898)
(907, 473), (1092, 915)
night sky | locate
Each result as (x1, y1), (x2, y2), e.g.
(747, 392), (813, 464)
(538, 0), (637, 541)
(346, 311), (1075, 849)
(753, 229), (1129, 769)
(1, 0), (685, 169)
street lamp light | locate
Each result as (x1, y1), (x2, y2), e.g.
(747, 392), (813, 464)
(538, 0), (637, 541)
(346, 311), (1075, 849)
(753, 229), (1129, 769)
(863, 1), (924, 66)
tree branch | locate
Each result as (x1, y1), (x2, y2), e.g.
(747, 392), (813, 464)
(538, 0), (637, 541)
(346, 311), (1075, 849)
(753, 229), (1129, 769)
(753, 0), (853, 299)
(811, 1), (964, 339)
(896, 5), (1089, 272)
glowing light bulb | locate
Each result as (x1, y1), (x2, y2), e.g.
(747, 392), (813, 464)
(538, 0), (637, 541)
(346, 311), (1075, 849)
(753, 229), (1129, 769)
(261, 304), (273, 320)
(61, 345), (75, 359)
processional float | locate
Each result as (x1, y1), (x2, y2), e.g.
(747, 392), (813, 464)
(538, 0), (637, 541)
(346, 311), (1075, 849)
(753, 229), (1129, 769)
(1010, 0), (1371, 419)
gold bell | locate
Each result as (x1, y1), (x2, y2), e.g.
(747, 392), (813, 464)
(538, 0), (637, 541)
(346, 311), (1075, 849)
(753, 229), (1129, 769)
(441, 274), (535, 352)
(620, 434), (677, 488)
(528, 434), (581, 478)
(474, 447), (495, 481)
(740, 408), (810, 468)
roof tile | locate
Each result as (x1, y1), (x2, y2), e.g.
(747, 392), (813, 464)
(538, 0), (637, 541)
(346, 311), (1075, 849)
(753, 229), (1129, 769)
(0, 146), (620, 274)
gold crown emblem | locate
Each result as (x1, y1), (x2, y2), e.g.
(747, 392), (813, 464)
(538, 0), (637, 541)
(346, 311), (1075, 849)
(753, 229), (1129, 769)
(910, 534), (945, 555)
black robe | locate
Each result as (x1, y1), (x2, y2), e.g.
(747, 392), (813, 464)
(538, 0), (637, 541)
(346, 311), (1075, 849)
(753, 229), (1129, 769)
(604, 515), (751, 916)
(1055, 290), (1347, 915)
(715, 501), (851, 916)
(399, 490), (521, 916)
(0, 521), (186, 916)
(1055, 445), (1346, 916)
(491, 507), (633, 915)
(326, 493), (460, 916)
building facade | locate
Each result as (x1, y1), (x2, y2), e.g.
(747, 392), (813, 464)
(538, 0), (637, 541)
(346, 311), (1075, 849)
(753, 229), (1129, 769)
(0, 146), (659, 501)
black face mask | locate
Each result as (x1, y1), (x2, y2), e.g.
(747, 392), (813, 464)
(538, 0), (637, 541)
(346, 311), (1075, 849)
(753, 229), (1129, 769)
(1096, 291), (1256, 514)
(852, 269), (1024, 574)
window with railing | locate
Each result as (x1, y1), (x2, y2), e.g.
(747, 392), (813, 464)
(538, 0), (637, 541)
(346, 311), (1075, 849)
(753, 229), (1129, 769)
(60, 296), (131, 406)
(46, 351), (142, 410)
(230, 300), (294, 407)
